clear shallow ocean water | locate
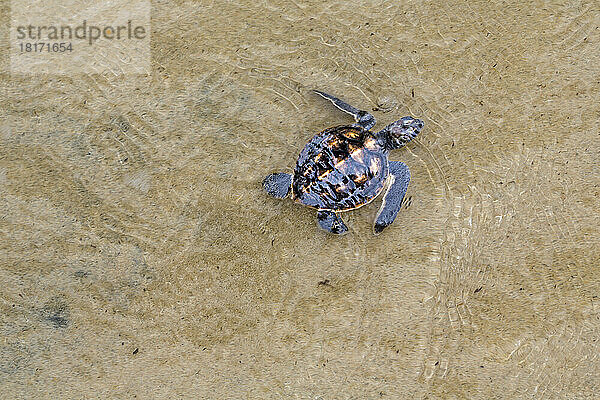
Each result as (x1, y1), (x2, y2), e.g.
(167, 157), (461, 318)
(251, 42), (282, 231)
(1, 1), (599, 397)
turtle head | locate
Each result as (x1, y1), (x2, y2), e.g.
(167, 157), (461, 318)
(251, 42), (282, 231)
(382, 116), (424, 150)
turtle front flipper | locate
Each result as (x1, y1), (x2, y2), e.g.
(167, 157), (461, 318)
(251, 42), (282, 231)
(263, 173), (292, 199)
(374, 161), (410, 234)
(313, 90), (375, 131)
(317, 210), (348, 235)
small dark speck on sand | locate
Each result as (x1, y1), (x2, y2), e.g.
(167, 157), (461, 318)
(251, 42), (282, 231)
(74, 270), (89, 278)
(42, 298), (70, 328)
(318, 279), (331, 287)
(133, 348), (139, 355)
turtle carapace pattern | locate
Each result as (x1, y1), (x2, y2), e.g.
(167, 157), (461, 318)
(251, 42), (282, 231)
(263, 90), (424, 235)
(291, 126), (388, 211)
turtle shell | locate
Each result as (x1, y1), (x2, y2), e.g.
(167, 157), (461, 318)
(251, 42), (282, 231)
(291, 125), (389, 211)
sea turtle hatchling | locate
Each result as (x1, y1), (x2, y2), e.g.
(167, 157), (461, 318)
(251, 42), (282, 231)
(263, 90), (424, 235)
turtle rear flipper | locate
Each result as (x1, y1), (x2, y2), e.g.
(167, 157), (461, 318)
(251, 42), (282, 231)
(374, 161), (410, 234)
(263, 173), (292, 199)
(317, 210), (348, 235)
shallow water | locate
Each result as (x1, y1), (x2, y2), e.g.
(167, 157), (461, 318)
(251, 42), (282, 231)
(1, 0), (599, 398)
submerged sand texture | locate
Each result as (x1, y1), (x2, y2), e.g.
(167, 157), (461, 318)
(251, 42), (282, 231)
(1, 0), (599, 398)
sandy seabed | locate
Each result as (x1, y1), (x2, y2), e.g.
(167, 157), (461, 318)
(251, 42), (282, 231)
(1, 0), (599, 398)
